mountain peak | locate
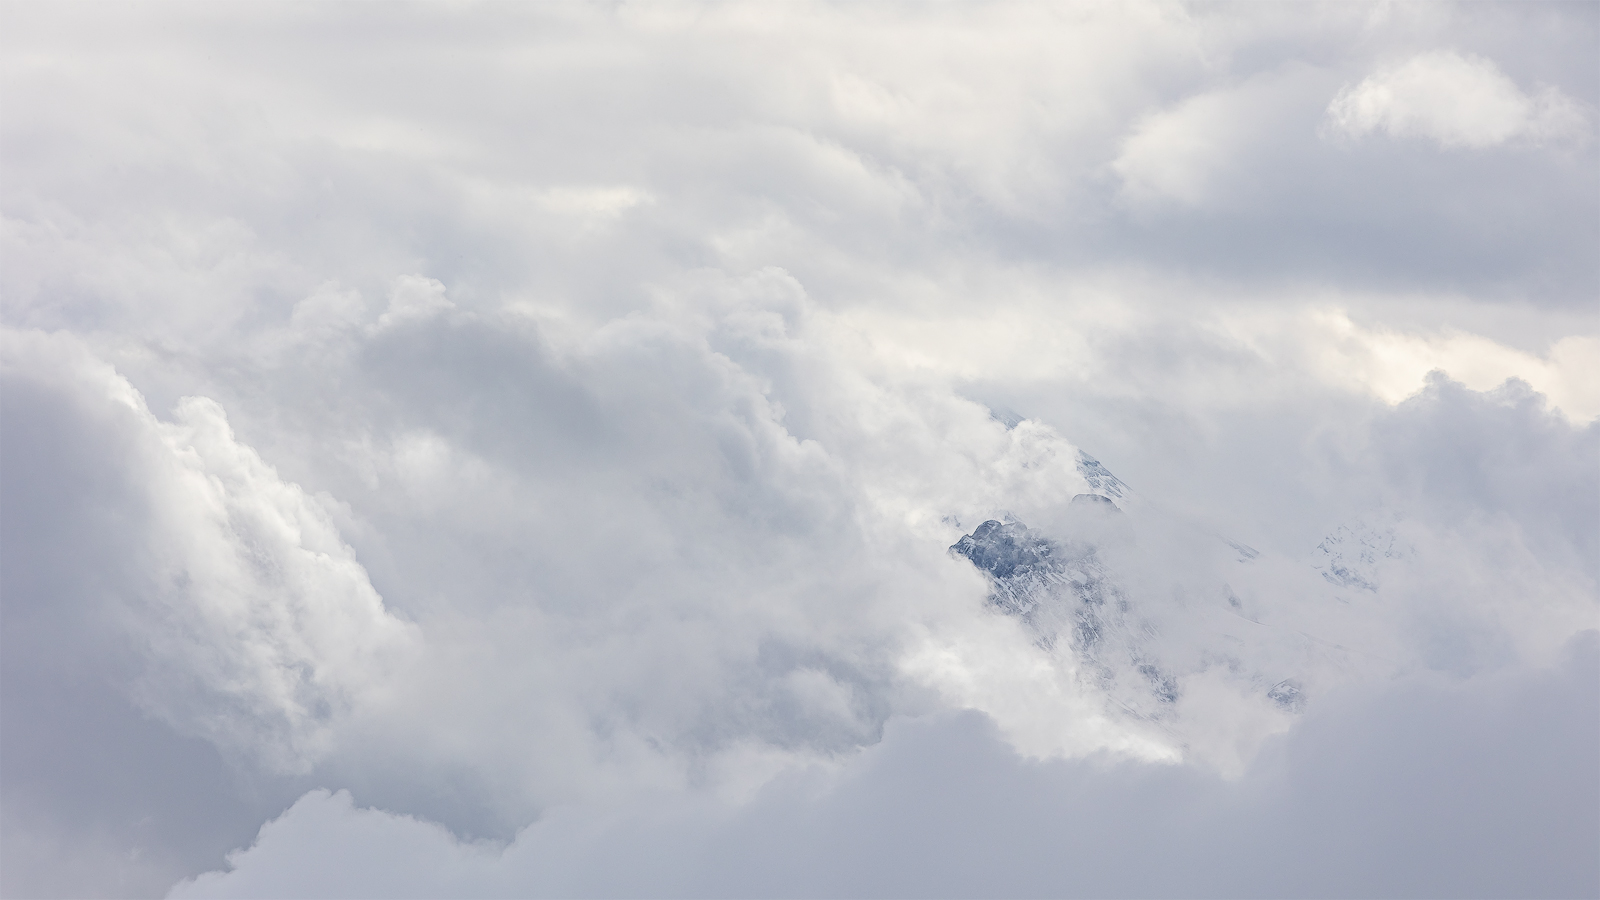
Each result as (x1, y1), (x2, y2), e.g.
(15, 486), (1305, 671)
(1075, 451), (1129, 499)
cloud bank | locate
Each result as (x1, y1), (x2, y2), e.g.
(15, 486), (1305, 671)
(1, 3), (1595, 898)
(174, 636), (1600, 900)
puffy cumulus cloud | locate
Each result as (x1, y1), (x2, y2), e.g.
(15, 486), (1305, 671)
(174, 634), (1600, 900)
(7, 278), (1595, 898)
(0, 331), (417, 897)
(1326, 50), (1588, 149)
(374, 275), (455, 331)
(1371, 373), (1599, 586)
(1, 3), (1597, 898)
(1113, 67), (1337, 211)
(0, 331), (419, 771)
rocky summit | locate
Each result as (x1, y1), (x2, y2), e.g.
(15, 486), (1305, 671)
(948, 499), (1183, 714)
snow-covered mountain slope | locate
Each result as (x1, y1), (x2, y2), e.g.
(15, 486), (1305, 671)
(1074, 450), (1129, 500)
(1313, 513), (1412, 592)
(950, 500), (1180, 716)
(946, 454), (1390, 740)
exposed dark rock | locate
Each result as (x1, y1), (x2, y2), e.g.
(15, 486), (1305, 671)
(949, 519), (1054, 581)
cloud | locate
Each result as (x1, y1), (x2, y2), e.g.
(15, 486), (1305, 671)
(173, 634), (1600, 899)
(8, 282), (1592, 895)
(0, 330), (420, 772)
(288, 282), (367, 343)
(375, 275), (455, 330)
(1113, 69), (1330, 210)
(1, 3), (1596, 897)
(1372, 372), (1599, 586)
(1326, 50), (1588, 148)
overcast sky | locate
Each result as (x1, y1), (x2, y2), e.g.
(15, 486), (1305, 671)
(1, 3), (1596, 898)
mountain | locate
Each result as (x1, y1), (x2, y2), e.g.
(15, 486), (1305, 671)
(947, 452), (1352, 727)
(1074, 450), (1129, 500)
(1313, 514), (1411, 592)
(950, 497), (1181, 718)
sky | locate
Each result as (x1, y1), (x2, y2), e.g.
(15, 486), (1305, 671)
(0, 2), (1596, 898)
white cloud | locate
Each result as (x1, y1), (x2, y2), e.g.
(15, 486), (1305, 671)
(1112, 74), (1317, 209)
(289, 282), (367, 342)
(1326, 50), (1587, 148)
(375, 276), (455, 330)
(0, 330), (419, 772)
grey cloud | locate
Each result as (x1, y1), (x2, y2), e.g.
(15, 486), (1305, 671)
(0, 339), (309, 899)
(174, 633), (1600, 899)
(5, 3), (1594, 325)
(1373, 373), (1599, 578)
(8, 299), (1589, 895)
